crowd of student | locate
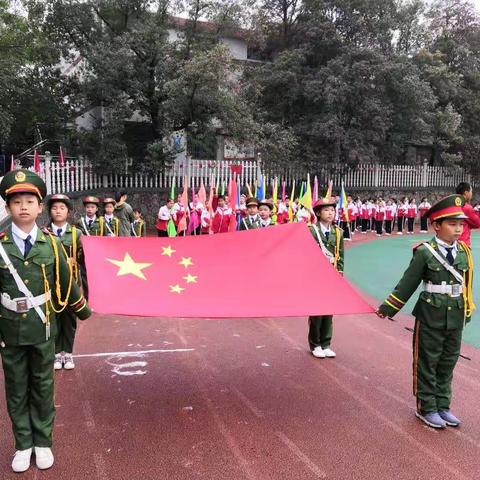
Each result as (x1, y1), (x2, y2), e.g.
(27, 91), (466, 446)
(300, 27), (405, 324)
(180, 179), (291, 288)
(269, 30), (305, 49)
(152, 193), (435, 238)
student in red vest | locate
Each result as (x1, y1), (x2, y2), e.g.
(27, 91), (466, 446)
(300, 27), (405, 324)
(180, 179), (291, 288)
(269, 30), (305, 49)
(375, 199), (385, 236)
(384, 199), (395, 235)
(456, 182), (480, 247)
(360, 200), (369, 234)
(156, 198), (174, 237)
(396, 197), (408, 235)
(370, 199), (377, 232)
(347, 196), (357, 235)
(407, 198), (418, 234)
(277, 196), (289, 224)
(212, 195), (232, 233)
(418, 197), (431, 233)
(173, 193), (186, 231)
(200, 204), (211, 234)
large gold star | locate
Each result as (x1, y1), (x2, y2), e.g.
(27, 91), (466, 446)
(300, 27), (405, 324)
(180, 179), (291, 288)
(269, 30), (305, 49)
(179, 257), (194, 268)
(107, 253), (152, 280)
(183, 274), (198, 284)
(170, 284), (185, 294)
(162, 245), (176, 257)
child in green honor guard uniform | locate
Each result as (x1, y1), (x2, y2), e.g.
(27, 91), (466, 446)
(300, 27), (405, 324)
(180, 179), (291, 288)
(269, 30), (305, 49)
(47, 194), (84, 371)
(0, 170), (91, 473)
(76, 196), (105, 236)
(258, 200), (275, 227)
(308, 197), (344, 359)
(377, 195), (475, 429)
(76, 196), (104, 299)
(240, 197), (260, 230)
(103, 197), (120, 237)
(131, 208), (146, 237)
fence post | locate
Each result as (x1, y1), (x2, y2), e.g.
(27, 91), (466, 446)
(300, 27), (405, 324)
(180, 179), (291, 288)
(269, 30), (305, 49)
(421, 161), (428, 188)
(44, 151), (52, 194)
(374, 164), (379, 188)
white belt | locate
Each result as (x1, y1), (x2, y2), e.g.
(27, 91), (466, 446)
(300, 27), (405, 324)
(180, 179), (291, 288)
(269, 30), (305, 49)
(1, 291), (51, 313)
(423, 282), (463, 297)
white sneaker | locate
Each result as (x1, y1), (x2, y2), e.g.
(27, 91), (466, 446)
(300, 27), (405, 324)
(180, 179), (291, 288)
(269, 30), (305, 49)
(12, 448), (32, 473)
(54, 354), (63, 371)
(63, 354), (75, 370)
(35, 447), (54, 470)
(311, 347), (326, 358)
(323, 348), (336, 358)
(397, 232), (403, 235)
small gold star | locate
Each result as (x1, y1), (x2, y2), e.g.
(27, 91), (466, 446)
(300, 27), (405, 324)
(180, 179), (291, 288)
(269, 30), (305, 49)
(107, 253), (152, 280)
(179, 257), (194, 268)
(183, 274), (198, 284)
(170, 284), (185, 294)
(162, 245), (176, 257)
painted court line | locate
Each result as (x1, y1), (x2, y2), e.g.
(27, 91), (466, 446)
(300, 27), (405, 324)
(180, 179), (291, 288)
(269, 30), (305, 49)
(275, 431), (327, 479)
(74, 348), (195, 358)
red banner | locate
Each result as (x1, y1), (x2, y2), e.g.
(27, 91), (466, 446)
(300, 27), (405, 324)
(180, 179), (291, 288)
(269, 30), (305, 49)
(82, 223), (373, 318)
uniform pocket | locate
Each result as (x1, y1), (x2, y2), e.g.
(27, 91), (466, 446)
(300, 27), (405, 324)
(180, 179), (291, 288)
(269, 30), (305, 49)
(418, 291), (443, 308)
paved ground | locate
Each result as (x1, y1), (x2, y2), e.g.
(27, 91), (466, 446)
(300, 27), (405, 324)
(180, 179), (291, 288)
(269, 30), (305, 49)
(0, 230), (479, 479)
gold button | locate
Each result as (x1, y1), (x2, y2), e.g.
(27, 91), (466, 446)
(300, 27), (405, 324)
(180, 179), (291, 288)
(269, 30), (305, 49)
(22, 313), (27, 318)
(24, 279), (29, 284)
(436, 268), (440, 271)
(448, 306), (452, 311)
(449, 281), (453, 284)
(41, 264), (45, 268)
(24, 261), (29, 266)
(427, 299), (431, 303)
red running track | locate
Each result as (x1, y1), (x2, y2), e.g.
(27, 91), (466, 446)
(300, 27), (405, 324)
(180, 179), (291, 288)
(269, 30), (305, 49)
(0, 309), (479, 480)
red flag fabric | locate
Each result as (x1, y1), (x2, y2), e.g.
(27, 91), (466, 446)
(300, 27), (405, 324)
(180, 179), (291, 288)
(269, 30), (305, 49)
(59, 147), (65, 167)
(83, 223), (373, 318)
(33, 150), (41, 173)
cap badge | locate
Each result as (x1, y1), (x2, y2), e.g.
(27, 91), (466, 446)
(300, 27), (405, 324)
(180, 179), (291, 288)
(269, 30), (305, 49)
(455, 197), (462, 207)
(14, 171), (26, 182)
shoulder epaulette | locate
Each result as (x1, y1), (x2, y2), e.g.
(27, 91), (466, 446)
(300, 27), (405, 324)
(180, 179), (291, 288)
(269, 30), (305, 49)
(41, 227), (54, 236)
(412, 242), (423, 251)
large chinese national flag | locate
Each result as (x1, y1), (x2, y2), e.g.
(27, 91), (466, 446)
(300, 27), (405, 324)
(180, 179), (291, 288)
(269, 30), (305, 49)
(82, 223), (373, 318)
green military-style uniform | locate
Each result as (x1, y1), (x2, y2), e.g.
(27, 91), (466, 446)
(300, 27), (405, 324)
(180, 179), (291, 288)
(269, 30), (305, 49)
(0, 170), (91, 452)
(308, 219), (344, 351)
(47, 194), (85, 357)
(103, 215), (120, 236)
(240, 197), (261, 231)
(76, 215), (105, 237)
(131, 219), (146, 237)
(378, 195), (474, 422)
(76, 196), (104, 299)
(240, 215), (261, 230)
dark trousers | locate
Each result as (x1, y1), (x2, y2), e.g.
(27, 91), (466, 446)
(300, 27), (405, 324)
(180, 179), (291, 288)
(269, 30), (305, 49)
(371, 218), (376, 231)
(361, 218), (369, 232)
(1, 339), (55, 449)
(397, 216), (404, 233)
(420, 215), (428, 231)
(341, 221), (350, 239)
(385, 220), (393, 234)
(407, 217), (415, 233)
(413, 320), (462, 414)
(80, 263), (89, 300)
(355, 217), (362, 230)
(157, 230), (168, 237)
(55, 309), (77, 354)
(308, 315), (333, 350)
(375, 220), (383, 235)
